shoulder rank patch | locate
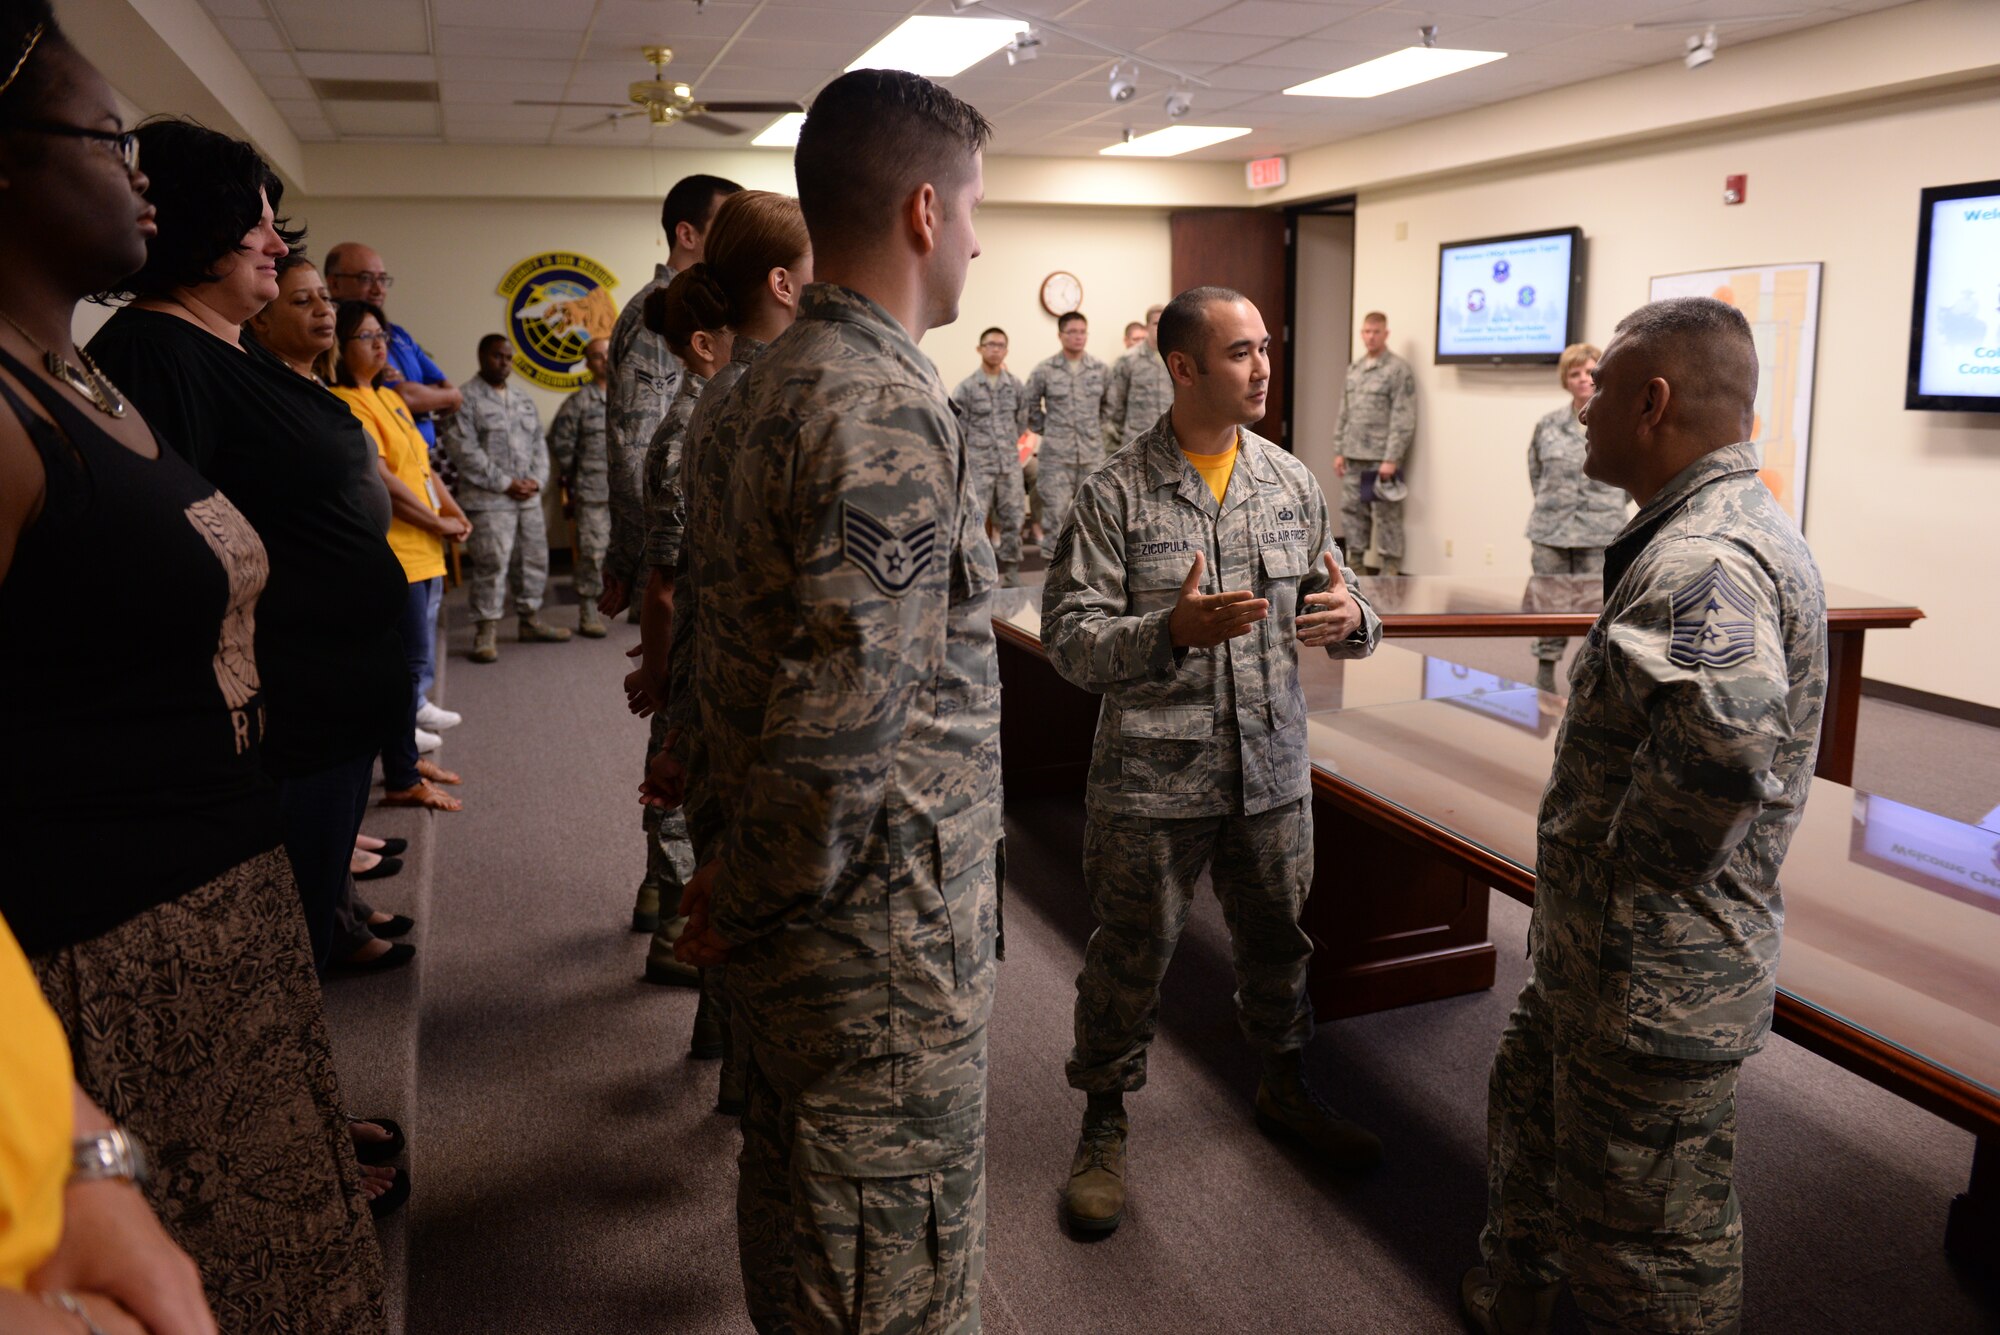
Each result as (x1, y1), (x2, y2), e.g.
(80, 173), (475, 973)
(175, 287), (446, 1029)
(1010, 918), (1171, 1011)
(1667, 559), (1758, 669)
(842, 502), (937, 597)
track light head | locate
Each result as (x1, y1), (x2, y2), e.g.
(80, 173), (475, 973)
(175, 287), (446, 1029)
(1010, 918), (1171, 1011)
(1685, 26), (1717, 69)
(1005, 30), (1041, 65)
(1420, 24), (1439, 48)
(1109, 61), (1138, 103)
(1164, 88), (1192, 119)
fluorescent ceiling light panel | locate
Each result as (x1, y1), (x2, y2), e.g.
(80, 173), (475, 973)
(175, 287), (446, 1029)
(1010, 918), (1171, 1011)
(752, 112), (807, 147)
(846, 17), (1029, 78)
(1100, 125), (1251, 157)
(1284, 47), (1506, 98)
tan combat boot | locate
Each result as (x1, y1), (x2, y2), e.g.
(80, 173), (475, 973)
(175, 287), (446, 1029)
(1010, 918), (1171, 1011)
(1459, 1266), (1559, 1335)
(631, 877), (661, 934)
(469, 620), (499, 664)
(519, 613), (572, 643)
(1534, 660), (1559, 694)
(578, 603), (607, 638)
(1254, 1067), (1383, 1171)
(689, 985), (724, 1060)
(1063, 1109), (1129, 1234)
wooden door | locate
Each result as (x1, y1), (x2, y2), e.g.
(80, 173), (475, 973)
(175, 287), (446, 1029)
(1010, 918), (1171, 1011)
(1170, 208), (1290, 445)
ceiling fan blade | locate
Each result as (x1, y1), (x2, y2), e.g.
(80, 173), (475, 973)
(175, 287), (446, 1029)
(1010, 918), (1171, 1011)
(515, 99), (631, 108)
(698, 100), (805, 113)
(567, 112), (637, 133)
(684, 113), (746, 136)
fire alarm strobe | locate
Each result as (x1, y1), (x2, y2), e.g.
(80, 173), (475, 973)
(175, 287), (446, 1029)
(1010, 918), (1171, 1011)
(1724, 174), (1747, 205)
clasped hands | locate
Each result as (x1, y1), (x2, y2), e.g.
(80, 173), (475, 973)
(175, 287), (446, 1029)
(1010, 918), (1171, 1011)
(1167, 550), (1361, 649)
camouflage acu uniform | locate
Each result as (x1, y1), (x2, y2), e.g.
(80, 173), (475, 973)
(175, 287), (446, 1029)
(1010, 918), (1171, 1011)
(605, 262), (681, 599)
(634, 372), (708, 970)
(547, 379), (611, 600)
(1481, 441), (1826, 1334)
(452, 377), (551, 621)
(950, 368), (1027, 572)
(689, 285), (1001, 1334)
(1023, 351), (1108, 545)
(1041, 421), (1381, 1093)
(1102, 344), (1173, 450)
(1332, 350), (1416, 563)
(1526, 405), (1631, 662)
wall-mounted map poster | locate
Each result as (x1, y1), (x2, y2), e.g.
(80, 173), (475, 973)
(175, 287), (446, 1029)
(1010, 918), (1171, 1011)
(1649, 262), (1822, 526)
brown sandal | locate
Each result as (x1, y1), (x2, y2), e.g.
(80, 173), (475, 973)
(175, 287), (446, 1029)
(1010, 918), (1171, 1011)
(381, 780), (462, 812)
(416, 759), (461, 785)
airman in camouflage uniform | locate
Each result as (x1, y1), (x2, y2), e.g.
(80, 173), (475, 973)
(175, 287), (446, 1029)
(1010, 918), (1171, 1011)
(605, 262), (682, 614)
(453, 343), (570, 659)
(1332, 320), (1417, 574)
(1465, 299), (1826, 1335)
(1101, 306), (1173, 449)
(1525, 402), (1630, 682)
(1042, 287), (1388, 1236)
(1023, 328), (1109, 545)
(679, 282), (1001, 1334)
(546, 337), (612, 637)
(950, 351), (1027, 574)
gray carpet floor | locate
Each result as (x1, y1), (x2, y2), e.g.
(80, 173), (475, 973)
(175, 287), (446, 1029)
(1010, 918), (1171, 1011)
(345, 582), (1997, 1333)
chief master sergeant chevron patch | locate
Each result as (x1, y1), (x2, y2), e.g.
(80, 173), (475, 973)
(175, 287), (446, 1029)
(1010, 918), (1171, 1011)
(1668, 558), (1758, 668)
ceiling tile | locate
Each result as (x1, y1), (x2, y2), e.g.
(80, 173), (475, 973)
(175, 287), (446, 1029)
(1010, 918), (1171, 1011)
(258, 73), (315, 99)
(1133, 31), (1283, 64)
(216, 17), (287, 49)
(1193, 1), (1362, 38)
(237, 50), (299, 77)
(325, 99), (442, 136)
(1234, 37), (1393, 72)
(295, 52), (438, 80)
(440, 78), (573, 105)
(1065, 0), (1239, 22)
(199, 0), (275, 17)
(436, 27), (590, 60)
(1447, 16), (1596, 53)
(271, 0), (428, 54)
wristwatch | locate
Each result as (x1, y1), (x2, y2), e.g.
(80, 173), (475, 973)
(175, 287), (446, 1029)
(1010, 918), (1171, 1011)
(70, 1126), (150, 1187)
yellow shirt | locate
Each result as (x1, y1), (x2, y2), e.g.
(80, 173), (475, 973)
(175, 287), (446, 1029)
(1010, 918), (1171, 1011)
(1180, 435), (1239, 504)
(334, 384), (447, 583)
(0, 916), (72, 1289)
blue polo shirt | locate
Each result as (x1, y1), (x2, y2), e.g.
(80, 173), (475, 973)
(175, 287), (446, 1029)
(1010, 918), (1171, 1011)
(386, 323), (449, 447)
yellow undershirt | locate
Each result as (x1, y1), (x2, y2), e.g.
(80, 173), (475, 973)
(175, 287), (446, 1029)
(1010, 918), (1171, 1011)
(1180, 433), (1239, 504)
(0, 915), (72, 1289)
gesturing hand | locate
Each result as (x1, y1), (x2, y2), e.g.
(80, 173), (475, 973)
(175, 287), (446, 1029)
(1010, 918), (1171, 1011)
(1166, 551), (1267, 649)
(1297, 551), (1363, 647)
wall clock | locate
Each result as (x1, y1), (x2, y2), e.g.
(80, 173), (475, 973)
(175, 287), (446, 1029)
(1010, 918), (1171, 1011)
(1039, 270), (1083, 317)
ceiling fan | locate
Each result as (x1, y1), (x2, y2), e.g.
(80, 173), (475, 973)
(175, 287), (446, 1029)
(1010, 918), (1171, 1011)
(515, 45), (802, 135)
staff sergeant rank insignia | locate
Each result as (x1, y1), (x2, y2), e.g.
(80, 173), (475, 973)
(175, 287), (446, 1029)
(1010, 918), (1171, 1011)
(1667, 559), (1758, 669)
(842, 502), (937, 597)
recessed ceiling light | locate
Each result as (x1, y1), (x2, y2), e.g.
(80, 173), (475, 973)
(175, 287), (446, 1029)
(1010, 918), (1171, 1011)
(751, 112), (807, 147)
(847, 16), (1029, 78)
(1284, 46), (1506, 98)
(1100, 125), (1251, 158)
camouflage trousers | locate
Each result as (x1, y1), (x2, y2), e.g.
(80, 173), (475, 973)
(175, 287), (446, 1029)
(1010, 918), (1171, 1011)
(1068, 799), (1315, 1093)
(1529, 543), (1605, 663)
(1338, 462), (1404, 564)
(642, 711), (696, 966)
(978, 461), (1025, 571)
(1035, 437), (1101, 550)
(463, 501), (549, 622)
(570, 500), (611, 602)
(1481, 966), (1744, 1334)
(737, 1025), (987, 1335)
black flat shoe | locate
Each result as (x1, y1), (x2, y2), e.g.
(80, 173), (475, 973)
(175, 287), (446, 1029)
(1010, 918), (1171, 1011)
(372, 914), (415, 939)
(370, 837), (409, 858)
(349, 1116), (407, 1166)
(367, 1167), (411, 1219)
(355, 856), (404, 882)
(332, 942), (415, 974)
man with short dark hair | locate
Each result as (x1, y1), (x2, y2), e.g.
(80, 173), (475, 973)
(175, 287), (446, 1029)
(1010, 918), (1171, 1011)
(1332, 309), (1417, 574)
(1103, 301), (1172, 449)
(1042, 285), (1385, 1238)
(604, 172), (740, 944)
(452, 334), (570, 662)
(951, 326), (1027, 576)
(1122, 319), (1146, 348)
(546, 336), (612, 638)
(1023, 309), (1108, 543)
(1463, 297), (1827, 1335)
(671, 69), (1000, 1332)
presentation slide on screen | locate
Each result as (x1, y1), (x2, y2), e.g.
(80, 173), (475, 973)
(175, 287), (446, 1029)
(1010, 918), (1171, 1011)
(1437, 233), (1574, 358)
(1917, 188), (2000, 398)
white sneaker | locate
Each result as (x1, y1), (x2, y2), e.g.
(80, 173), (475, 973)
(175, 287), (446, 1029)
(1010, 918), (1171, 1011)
(416, 702), (462, 730)
(415, 727), (442, 754)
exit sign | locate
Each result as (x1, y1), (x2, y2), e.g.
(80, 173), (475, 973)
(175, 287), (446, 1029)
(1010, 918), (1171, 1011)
(1246, 155), (1288, 189)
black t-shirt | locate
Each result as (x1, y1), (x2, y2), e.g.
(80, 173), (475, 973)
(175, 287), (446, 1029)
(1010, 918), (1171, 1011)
(0, 344), (283, 953)
(89, 307), (407, 777)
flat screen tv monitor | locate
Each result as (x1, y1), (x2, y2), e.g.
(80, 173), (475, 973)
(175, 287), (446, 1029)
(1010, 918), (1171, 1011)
(1435, 227), (1583, 365)
(1906, 177), (2000, 412)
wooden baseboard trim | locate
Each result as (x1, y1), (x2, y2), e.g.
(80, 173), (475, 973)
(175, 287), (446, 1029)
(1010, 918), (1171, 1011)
(1861, 678), (2000, 730)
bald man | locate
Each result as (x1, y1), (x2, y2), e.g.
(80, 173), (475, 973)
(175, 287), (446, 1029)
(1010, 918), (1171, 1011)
(1463, 297), (1827, 1335)
(547, 337), (613, 636)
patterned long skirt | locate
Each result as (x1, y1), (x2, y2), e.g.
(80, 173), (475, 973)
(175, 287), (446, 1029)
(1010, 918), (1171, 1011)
(33, 847), (387, 1334)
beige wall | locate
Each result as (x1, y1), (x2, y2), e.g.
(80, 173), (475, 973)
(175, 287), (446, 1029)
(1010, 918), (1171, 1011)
(1335, 86), (2000, 707)
(277, 197), (1169, 422)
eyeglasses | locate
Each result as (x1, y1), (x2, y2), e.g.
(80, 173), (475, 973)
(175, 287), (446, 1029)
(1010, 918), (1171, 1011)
(7, 120), (140, 173)
(338, 271), (394, 289)
(978, 341), (1007, 350)
(346, 331), (391, 344)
